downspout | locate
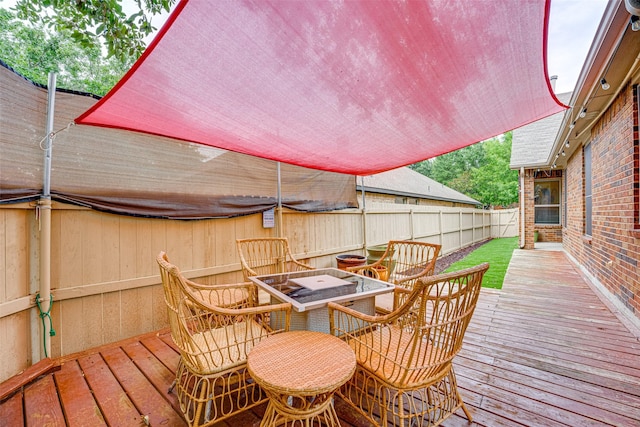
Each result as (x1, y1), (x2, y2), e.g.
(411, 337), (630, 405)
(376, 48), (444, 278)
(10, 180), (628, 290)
(38, 72), (56, 358)
(520, 167), (525, 248)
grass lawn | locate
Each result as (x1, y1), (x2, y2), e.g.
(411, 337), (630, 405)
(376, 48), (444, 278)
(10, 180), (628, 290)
(445, 237), (519, 289)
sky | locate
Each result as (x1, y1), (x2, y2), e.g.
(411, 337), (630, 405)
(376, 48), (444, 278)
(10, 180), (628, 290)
(547, 0), (609, 93)
(144, 0), (610, 95)
(0, 0), (609, 95)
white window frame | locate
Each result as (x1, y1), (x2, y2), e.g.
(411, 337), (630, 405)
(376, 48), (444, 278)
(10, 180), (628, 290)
(534, 178), (562, 225)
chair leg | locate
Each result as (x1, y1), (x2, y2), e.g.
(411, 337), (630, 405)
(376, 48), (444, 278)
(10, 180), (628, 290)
(204, 393), (213, 423)
(449, 367), (472, 423)
(193, 378), (210, 427)
(460, 399), (473, 423)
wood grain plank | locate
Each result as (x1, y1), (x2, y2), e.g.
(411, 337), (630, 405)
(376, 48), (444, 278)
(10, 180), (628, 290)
(121, 341), (180, 413)
(157, 330), (180, 353)
(139, 334), (180, 375)
(465, 318), (640, 363)
(479, 304), (635, 342)
(456, 363), (640, 426)
(101, 346), (186, 426)
(455, 375), (604, 427)
(23, 374), (65, 427)
(0, 358), (59, 401)
(77, 353), (141, 427)
(462, 325), (640, 396)
(479, 329), (640, 373)
(53, 361), (106, 427)
(457, 351), (640, 410)
(476, 315), (639, 350)
(0, 390), (24, 427)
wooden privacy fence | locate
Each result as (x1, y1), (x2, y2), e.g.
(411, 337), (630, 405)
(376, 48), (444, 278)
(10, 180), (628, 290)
(360, 204), (517, 249)
(491, 207), (520, 238)
(0, 202), (517, 382)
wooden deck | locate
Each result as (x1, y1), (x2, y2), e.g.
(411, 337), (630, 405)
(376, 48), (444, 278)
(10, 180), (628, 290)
(1, 249), (640, 426)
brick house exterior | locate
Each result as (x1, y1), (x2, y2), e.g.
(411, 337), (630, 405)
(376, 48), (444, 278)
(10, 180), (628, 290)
(565, 83), (639, 317)
(512, 1), (640, 327)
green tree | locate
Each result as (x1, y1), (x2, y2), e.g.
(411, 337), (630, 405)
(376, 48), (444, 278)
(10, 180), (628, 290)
(410, 142), (484, 193)
(431, 143), (484, 185)
(1, 7), (137, 95)
(409, 158), (432, 176)
(448, 170), (475, 198)
(12, 0), (174, 61)
(471, 133), (518, 207)
(411, 133), (518, 208)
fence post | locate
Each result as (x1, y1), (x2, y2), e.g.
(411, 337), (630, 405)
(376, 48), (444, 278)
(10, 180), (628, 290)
(472, 211), (476, 243)
(459, 211), (463, 250)
(410, 209), (414, 240)
(439, 210), (444, 249)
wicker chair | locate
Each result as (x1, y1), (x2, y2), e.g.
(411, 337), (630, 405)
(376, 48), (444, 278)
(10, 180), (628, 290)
(236, 237), (314, 280)
(346, 240), (441, 290)
(329, 262), (489, 427)
(157, 252), (255, 347)
(157, 252), (292, 427)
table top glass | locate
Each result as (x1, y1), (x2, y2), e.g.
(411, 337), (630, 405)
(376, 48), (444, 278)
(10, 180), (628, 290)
(249, 268), (393, 312)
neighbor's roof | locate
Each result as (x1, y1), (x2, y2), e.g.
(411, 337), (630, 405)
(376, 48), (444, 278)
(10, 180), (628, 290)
(510, 91), (572, 169)
(75, 0), (565, 175)
(358, 167), (481, 206)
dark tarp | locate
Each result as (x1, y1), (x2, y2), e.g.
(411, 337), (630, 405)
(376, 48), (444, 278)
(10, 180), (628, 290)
(0, 62), (357, 218)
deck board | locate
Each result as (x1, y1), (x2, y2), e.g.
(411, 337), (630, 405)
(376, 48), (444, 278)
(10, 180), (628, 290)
(120, 341), (180, 414)
(100, 346), (186, 426)
(77, 353), (143, 426)
(0, 391), (24, 427)
(23, 374), (66, 427)
(139, 334), (180, 375)
(1, 249), (640, 426)
(53, 361), (106, 427)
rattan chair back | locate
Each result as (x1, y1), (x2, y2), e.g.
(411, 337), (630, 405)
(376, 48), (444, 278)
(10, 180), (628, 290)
(157, 252), (186, 345)
(236, 237), (314, 280)
(347, 240), (441, 290)
(157, 252), (255, 340)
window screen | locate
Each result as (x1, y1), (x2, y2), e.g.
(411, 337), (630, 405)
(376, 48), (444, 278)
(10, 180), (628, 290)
(534, 180), (561, 225)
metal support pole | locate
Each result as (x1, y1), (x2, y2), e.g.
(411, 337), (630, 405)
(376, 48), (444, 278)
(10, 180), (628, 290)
(276, 162), (283, 237)
(360, 176), (367, 252)
(38, 71), (56, 359)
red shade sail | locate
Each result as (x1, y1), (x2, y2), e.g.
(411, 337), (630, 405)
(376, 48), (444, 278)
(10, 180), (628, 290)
(76, 0), (565, 175)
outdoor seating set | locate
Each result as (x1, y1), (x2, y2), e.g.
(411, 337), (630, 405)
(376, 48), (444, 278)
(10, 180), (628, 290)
(157, 237), (489, 427)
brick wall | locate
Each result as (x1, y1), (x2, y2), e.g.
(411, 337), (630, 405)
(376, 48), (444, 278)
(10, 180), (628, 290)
(564, 84), (639, 319)
(564, 148), (584, 260)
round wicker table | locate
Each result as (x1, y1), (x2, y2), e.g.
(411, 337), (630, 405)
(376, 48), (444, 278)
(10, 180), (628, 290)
(247, 330), (356, 426)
